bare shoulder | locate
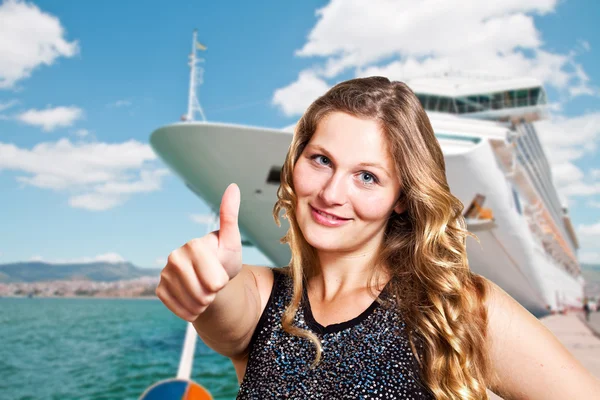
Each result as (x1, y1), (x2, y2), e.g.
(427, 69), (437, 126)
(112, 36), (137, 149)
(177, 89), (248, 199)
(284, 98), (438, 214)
(241, 264), (275, 309)
(482, 278), (600, 399)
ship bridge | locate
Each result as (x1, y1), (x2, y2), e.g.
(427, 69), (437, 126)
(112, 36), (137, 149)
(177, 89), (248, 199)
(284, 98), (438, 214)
(408, 74), (547, 123)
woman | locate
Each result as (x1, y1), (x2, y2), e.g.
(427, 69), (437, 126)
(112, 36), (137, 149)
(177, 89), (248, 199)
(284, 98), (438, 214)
(156, 77), (600, 399)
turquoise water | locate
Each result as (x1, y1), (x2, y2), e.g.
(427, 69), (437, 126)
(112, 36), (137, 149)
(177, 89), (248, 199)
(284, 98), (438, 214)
(0, 297), (239, 400)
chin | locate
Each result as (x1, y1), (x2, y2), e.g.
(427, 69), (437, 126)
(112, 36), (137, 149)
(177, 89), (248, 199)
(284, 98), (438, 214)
(301, 225), (353, 252)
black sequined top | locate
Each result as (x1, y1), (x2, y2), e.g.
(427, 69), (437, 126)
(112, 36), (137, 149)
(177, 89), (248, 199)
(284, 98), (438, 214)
(237, 268), (435, 399)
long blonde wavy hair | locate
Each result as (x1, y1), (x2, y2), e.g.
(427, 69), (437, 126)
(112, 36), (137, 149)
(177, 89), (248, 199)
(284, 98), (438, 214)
(272, 76), (494, 399)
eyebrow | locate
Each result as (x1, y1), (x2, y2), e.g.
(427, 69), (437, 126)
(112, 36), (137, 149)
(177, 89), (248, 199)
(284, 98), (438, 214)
(307, 144), (391, 178)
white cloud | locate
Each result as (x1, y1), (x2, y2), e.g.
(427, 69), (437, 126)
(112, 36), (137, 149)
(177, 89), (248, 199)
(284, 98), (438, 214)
(68, 193), (123, 211)
(17, 106), (83, 131)
(546, 102), (563, 112)
(272, 70), (329, 117)
(190, 214), (212, 224)
(273, 0), (593, 116)
(108, 99), (132, 108)
(579, 251), (600, 264)
(74, 129), (90, 138)
(282, 123), (296, 132)
(568, 63), (595, 97)
(532, 112), (600, 200)
(0, 0), (78, 89)
(576, 221), (600, 256)
(29, 252), (127, 264)
(578, 221), (600, 236)
(551, 163), (584, 188)
(586, 200), (600, 209)
(155, 257), (167, 267)
(190, 214), (219, 230)
(0, 138), (169, 210)
(95, 169), (169, 194)
(0, 99), (19, 111)
(578, 40), (591, 52)
(560, 181), (600, 197)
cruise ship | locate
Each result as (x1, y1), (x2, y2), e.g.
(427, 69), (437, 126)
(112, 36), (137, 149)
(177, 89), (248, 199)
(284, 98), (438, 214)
(150, 35), (583, 317)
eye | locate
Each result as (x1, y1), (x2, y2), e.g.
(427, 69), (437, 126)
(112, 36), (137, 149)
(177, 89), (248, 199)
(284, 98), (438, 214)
(311, 154), (331, 166)
(359, 171), (378, 185)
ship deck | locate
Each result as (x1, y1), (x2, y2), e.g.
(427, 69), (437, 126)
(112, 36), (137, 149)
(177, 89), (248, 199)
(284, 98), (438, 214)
(489, 312), (600, 399)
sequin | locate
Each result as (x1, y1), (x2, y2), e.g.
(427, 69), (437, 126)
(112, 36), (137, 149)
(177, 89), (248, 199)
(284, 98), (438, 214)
(237, 269), (434, 399)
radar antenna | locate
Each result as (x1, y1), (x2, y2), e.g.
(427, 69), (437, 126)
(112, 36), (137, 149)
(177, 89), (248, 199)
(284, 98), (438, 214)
(184, 29), (207, 122)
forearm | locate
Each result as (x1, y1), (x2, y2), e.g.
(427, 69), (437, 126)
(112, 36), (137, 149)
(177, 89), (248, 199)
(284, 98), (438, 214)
(192, 266), (260, 358)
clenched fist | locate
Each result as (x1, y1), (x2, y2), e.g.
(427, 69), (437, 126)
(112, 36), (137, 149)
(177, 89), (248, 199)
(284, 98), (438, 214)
(156, 183), (243, 322)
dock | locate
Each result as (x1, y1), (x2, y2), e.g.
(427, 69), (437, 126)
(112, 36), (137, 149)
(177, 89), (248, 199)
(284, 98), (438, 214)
(488, 311), (600, 399)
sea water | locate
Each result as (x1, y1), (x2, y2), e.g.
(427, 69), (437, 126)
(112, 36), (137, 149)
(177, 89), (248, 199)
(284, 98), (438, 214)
(0, 297), (239, 400)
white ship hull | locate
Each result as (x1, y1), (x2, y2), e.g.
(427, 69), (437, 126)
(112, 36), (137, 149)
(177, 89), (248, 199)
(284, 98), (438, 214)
(150, 116), (583, 317)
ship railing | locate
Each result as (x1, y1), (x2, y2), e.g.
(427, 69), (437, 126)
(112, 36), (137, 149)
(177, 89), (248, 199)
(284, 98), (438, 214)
(486, 126), (581, 277)
(525, 205), (580, 277)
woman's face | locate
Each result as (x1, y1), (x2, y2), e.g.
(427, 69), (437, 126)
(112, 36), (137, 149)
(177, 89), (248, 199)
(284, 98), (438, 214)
(293, 111), (403, 256)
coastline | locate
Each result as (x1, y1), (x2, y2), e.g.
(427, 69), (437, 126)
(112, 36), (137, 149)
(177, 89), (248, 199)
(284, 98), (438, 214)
(0, 294), (159, 301)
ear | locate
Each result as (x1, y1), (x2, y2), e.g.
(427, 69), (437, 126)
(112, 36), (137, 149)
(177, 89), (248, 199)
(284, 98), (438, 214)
(393, 201), (405, 215)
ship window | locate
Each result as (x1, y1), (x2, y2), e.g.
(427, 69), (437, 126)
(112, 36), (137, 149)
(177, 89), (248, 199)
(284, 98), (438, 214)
(512, 187), (522, 215)
(479, 95), (491, 111)
(530, 88), (540, 105)
(492, 93), (503, 109)
(464, 96), (478, 112)
(504, 91), (513, 108)
(515, 89), (529, 107)
(429, 95), (439, 111)
(422, 95), (430, 110)
(533, 87), (546, 105)
(415, 86), (546, 114)
(435, 96), (442, 111)
(438, 97), (450, 113)
(450, 99), (458, 114)
(266, 166), (282, 185)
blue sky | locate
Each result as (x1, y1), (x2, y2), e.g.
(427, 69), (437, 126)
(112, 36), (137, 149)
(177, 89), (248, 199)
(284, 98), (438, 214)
(0, 0), (599, 268)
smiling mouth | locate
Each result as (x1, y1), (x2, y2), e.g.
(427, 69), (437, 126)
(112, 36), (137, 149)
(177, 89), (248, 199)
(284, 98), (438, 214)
(310, 205), (350, 221)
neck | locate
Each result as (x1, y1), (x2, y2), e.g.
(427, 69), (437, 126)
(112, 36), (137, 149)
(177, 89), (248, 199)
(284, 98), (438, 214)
(310, 244), (388, 302)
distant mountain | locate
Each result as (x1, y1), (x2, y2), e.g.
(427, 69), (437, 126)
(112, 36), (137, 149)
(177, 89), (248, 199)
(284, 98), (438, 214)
(581, 263), (600, 299)
(0, 261), (161, 283)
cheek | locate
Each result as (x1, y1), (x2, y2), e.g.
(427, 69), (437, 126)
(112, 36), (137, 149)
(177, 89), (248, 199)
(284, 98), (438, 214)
(292, 161), (317, 197)
(353, 192), (396, 221)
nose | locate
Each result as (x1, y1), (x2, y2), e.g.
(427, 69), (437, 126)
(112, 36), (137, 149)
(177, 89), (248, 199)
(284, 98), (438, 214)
(318, 172), (347, 206)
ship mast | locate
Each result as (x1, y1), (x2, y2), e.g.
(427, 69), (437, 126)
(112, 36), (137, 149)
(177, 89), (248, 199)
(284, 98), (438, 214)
(185, 29), (207, 122)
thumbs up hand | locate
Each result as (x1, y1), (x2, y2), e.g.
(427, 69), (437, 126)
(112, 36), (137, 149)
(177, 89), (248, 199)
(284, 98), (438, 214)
(156, 184), (243, 322)
(214, 183), (243, 278)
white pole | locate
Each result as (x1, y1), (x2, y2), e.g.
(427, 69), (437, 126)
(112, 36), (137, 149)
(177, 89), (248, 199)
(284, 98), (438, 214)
(176, 322), (198, 380)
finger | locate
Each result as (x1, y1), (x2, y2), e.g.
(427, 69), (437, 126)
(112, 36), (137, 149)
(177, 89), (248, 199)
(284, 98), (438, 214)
(170, 270), (210, 316)
(218, 183), (242, 252)
(190, 244), (230, 293)
(156, 281), (197, 322)
(163, 252), (205, 315)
